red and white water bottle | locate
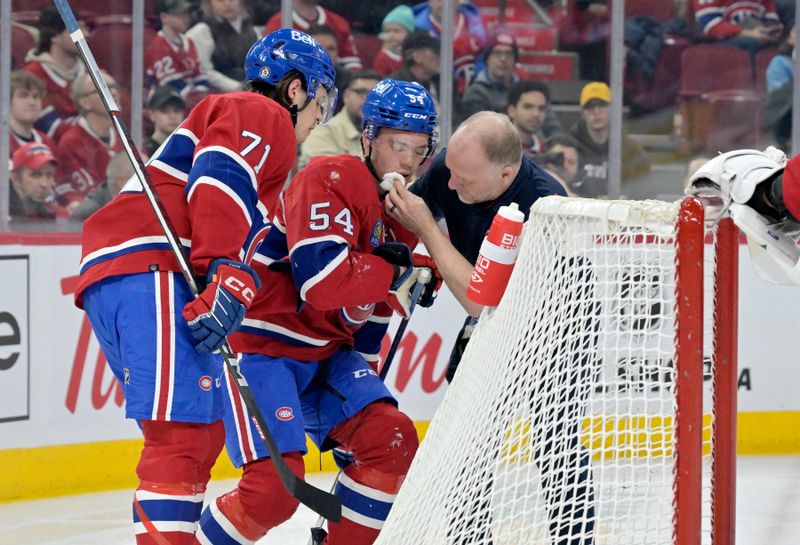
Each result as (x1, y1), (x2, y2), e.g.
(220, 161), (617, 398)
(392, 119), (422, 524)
(467, 202), (525, 307)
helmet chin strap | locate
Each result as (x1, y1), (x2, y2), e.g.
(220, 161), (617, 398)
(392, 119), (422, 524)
(360, 138), (382, 185)
(287, 95), (313, 127)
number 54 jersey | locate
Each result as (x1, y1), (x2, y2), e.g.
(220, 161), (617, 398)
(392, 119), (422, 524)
(75, 92), (297, 306)
(230, 154), (418, 363)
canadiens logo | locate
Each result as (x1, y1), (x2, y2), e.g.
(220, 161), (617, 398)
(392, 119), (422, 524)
(275, 407), (295, 421)
(199, 375), (213, 391)
(260, 66), (271, 78)
(369, 219), (384, 247)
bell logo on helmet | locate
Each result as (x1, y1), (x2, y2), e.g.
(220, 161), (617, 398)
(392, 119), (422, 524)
(291, 30), (317, 46)
(260, 67), (270, 79)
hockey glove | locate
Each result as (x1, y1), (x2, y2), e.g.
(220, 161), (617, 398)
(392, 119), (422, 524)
(688, 148), (800, 284)
(182, 259), (261, 353)
(409, 253), (442, 308)
(373, 243), (436, 318)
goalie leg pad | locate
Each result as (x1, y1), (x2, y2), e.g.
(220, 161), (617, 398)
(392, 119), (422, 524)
(325, 402), (419, 545)
(134, 420), (225, 544)
(195, 454), (304, 545)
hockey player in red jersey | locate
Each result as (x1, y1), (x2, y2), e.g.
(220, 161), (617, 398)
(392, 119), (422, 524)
(74, 29), (336, 545)
(193, 79), (441, 545)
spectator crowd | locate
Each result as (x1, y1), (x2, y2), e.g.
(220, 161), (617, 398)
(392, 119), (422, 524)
(6, 0), (799, 227)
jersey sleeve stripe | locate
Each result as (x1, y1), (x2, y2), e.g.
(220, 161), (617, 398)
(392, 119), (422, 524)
(289, 234), (350, 255)
(150, 158), (190, 182)
(194, 145), (258, 193)
(240, 318), (331, 346)
(187, 175), (254, 225)
(298, 244), (348, 301)
(175, 127), (200, 144)
(80, 235), (192, 272)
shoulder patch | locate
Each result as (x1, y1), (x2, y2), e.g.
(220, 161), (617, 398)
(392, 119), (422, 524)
(369, 219), (385, 247)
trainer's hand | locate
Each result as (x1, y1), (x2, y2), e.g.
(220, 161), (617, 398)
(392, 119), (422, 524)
(182, 259), (261, 353)
(384, 178), (438, 237)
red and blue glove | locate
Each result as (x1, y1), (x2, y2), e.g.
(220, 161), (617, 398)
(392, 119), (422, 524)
(373, 243), (441, 318)
(182, 259), (261, 353)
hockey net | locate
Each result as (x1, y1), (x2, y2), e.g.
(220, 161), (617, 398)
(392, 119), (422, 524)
(376, 197), (738, 545)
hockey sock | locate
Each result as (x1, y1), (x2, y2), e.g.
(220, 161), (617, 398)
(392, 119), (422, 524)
(326, 402), (419, 545)
(135, 420), (226, 545)
(194, 453), (304, 545)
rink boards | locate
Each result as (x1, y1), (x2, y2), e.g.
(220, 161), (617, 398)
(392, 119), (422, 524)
(1, 236), (800, 501)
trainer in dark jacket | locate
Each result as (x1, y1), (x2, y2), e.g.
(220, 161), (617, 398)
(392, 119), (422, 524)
(384, 111), (564, 375)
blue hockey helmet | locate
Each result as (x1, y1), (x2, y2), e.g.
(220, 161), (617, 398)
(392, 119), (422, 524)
(361, 79), (438, 162)
(245, 28), (338, 123)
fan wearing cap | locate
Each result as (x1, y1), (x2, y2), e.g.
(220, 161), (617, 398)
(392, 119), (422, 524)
(144, 0), (211, 100)
(9, 142), (65, 220)
(143, 85), (187, 157)
(23, 5), (88, 140)
(373, 4), (415, 76)
(204, 79), (441, 545)
(568, 81), (650, 197)
(73, 29), (336, 545)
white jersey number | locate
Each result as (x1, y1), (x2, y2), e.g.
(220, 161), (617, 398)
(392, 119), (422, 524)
(309, 202), (354, 235)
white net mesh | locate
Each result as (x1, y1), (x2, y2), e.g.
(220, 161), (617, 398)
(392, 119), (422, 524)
(376, 197), (721, 545)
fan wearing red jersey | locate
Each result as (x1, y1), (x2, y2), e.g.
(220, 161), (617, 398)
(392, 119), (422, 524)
(194, 79), (440, 545)
(74, 29), (337, 545)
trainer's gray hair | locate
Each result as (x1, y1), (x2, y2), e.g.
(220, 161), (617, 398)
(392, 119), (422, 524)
(70, 73), (92, 115)
(452, 111), (522, 167)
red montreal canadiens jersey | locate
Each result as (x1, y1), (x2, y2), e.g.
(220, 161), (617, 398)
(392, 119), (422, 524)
(231, 154), (418, 362)
(75, 92), (297, 306)
(693, 0), (779, 39)
(23, 61), (82, 140)
(145, 32), (209, 94)
(55, 118), (123, 205)
(10, 129), (56, 159)
(264, 7), (362, 70)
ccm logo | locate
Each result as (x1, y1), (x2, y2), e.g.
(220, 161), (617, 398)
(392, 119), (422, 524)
(403, 113), (428, 119)
(275, 407), (295, 421)
(223, 277), (255, 304)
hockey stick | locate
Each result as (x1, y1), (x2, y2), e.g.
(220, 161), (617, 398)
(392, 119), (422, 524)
(52, 0), (341, 523)
(308, 268), (433, 544)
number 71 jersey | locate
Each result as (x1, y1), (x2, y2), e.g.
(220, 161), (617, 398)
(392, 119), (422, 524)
(75, 92), (297, 306)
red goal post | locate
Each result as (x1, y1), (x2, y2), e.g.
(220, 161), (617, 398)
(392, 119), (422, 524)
(376, 196), (739, 545)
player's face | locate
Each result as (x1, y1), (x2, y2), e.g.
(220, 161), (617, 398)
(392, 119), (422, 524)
(549, 144), (579, 183)
(293, 85), (332, 144)
(11, 87), (43, 125)
(508, 91), (547, 135)
(11, 163), (56, 204)
(445, 139), (510, 204)
(369, 128), (430, 181)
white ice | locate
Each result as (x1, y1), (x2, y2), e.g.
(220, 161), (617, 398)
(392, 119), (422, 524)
(1, 456), (799, 545)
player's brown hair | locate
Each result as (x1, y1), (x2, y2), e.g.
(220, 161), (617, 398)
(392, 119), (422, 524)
(244, 69), (308, 109)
